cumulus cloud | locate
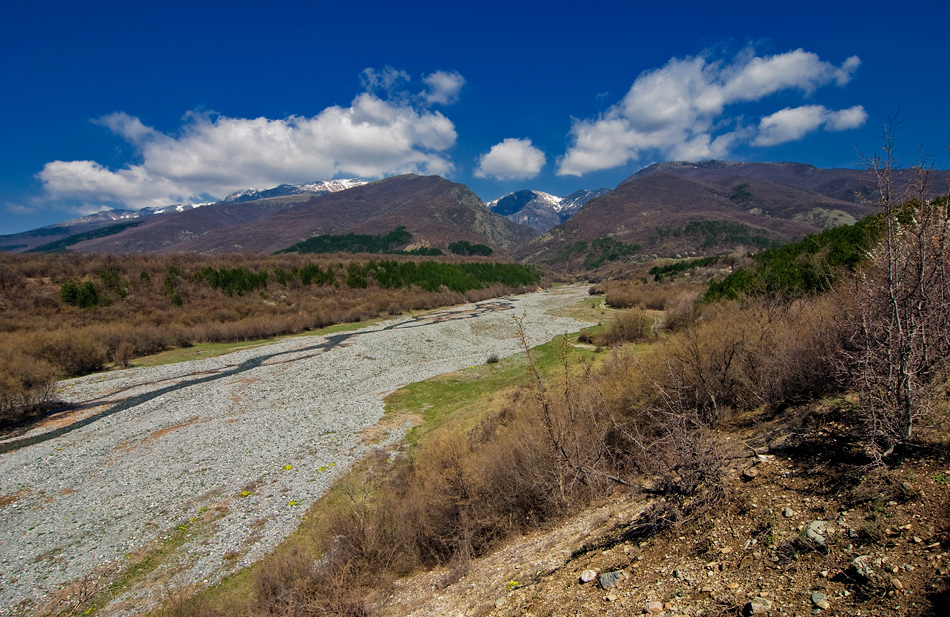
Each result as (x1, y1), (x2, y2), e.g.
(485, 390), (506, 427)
(558, 48), (864, 176)
(422, 70), (466, 105)
(37, 73), (462, 211)
(754, 105), (868, 146)
(475, 138), (546, 180)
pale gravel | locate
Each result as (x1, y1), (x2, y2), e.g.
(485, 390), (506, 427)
(0, 285), (595, 615)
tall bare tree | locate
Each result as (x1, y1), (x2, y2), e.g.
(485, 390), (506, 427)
(846, 120), (950, 459)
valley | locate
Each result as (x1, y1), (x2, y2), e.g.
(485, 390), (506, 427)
(0, 285), (595, 615)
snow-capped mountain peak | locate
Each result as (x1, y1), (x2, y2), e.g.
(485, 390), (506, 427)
(485, 188), (610, 232)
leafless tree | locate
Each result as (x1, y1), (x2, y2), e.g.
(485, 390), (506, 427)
(845, 119), (950, 459)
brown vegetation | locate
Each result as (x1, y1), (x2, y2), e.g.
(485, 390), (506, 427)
(157, 280), (873, 617)
(0, 252), (538, 429)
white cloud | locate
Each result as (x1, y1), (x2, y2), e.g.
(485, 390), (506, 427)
(5, 202), (35, 215)
(360, 66), (411, 99)
(475, 138), (546, 180)
(422, 70), (466, 105)
(558, 48), (864, 176)
(37, 77), (461, 211)
(754, 105), (868, 146)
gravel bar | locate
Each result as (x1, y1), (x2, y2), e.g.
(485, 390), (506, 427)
(0, 285), (595, 615)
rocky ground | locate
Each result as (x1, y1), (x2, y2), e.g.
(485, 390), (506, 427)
(0, 286), (595, 616)
(377, 406), (950, 617)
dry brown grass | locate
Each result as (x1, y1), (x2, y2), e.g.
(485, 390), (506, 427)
(0, 252), (537, 428)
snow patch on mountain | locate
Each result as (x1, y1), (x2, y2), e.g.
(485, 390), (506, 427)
(222, 178), (368, 203)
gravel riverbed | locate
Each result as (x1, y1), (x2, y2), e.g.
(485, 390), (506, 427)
(0, 285), (594, 615)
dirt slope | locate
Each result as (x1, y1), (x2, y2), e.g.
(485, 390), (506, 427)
(377, 407), (950, 617)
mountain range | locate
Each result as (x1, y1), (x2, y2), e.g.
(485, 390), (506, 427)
(4, 161), (948, 265)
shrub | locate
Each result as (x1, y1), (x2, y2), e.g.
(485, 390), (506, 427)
(0, 349), (57, 424)
(60, 280), (102, 308)
(595, 309), (656, 346)
(32, 330), (108, 377)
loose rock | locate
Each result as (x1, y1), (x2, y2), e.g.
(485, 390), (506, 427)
(745, 597), (773, 614)
(851, 555), (875, 581)
(805, 520), (828, 548)
(599, 570), (624, 589)
(579, 569), (598, 584)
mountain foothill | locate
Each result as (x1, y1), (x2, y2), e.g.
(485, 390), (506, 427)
(4, 161), (949, 266)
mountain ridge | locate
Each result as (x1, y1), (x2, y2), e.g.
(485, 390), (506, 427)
(61, 175), (537, 256)
(518, 160), (950, 267)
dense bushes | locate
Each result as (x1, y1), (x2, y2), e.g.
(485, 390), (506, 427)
(704, 216), (878, 301)
(448, 240), (493, 256)
(277, 226), (458, 256)
(545, 236), (641, 269)
(592, 309), (657, 346)
(195, 266), (269, 296)
(651, 220), (779, 251)
(277, 226), (414, 254)
(60, 280), (103, 307)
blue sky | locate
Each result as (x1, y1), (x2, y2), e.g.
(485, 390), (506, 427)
(2, 0), (948, 235)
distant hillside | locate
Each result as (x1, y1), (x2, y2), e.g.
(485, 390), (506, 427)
(0, 179), (366, 254)
(66, 175), (537, 256)
(518, 160), (950, 268)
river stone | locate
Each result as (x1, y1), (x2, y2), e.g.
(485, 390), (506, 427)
(599, 570), (624, 589)
(811, 592), (830, 610)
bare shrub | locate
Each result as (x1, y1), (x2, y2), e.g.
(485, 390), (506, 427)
(31, 330), (108, 377)
(605, 282), (671, 310)
(0, 349), (58, 424)
(629, 297), (843, 424)
(595, 309), (657, 346)
(662, 288), (702, 331)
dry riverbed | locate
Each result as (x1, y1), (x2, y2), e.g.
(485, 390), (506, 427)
(0, 285), (595, 615)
